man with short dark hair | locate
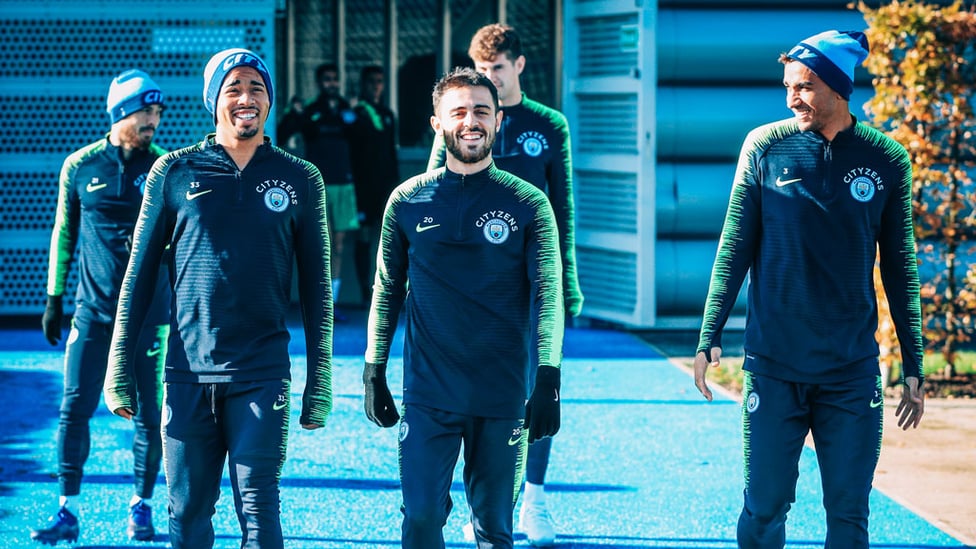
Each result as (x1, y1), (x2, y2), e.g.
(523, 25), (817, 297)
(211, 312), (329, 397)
(428, 23), (583, 547)
(105, 48), (334, 549)
(366, 66), (564, 549)
(694, 30), (925, 548)
(279, 62), (359, 313)
(349, 64), (399, 307)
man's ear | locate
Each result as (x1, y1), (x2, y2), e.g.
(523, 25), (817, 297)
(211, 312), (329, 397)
(495, 110), (503, 132)
(430, 114), (441, 134)
(514, 55), (526, 76)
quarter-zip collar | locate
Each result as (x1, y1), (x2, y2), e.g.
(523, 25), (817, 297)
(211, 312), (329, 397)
(443, 162), (497, 185)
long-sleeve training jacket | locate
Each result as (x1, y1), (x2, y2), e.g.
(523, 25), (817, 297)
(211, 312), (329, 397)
(47, 136), (169, 324)
(106, 135), (334, 426)
(697, 117), (924, 383)
(427, 94), (583, 316)
(366, 164), (564, 418)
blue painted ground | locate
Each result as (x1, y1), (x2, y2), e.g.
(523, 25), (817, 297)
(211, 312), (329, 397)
(0, 314), (969, 548)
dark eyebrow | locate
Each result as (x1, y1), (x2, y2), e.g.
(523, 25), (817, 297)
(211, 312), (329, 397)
(224, 78), (265, 88)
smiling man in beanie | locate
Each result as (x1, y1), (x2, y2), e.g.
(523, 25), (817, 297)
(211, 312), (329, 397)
(693, 30), (925, 548)
(104, 48), (334, 549)
(34, 69), (169, 545)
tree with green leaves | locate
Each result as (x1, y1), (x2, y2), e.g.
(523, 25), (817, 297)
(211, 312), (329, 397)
(859, 0), (976, 381)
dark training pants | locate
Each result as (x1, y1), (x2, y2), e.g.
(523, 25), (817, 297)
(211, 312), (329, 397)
(398, 404), (527, 549)
(737, 371), (884, 549)
(58, 311), (166, 499)
(163, 379), (290, 549)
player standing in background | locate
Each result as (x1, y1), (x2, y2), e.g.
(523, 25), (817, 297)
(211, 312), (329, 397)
(364, 67), (564, 549)
(693, 30), (925, 548)
(278, 62), (359, 316)
(104, 48), (334, 549)
(33, 69), (169, 545)
(349, 64), (400, 308)
(427, 23), (583, 547)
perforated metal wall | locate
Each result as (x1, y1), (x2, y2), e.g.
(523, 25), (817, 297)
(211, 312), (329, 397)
(0, 1), (277, 315)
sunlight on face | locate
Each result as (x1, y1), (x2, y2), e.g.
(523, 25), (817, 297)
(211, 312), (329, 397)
(116, 105), (163, 150)
(783, 61), (844, 135)
(216, 66), (269, 140)
(434, 85), (500, 165)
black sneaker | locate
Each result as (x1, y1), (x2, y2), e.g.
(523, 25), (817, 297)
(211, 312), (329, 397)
(30, 506), (79, 545)
(127, 501), (155, 541)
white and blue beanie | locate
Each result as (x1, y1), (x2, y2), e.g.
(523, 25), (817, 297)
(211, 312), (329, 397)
(203, 48), (274, 116)
(787, 30), (869, 100)
(106, 69), (164, 124)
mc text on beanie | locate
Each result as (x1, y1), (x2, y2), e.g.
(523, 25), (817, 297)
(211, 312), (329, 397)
(106, 69), (164, 124)
(786, 30), (869, 100)
(203, 48), (274, 116)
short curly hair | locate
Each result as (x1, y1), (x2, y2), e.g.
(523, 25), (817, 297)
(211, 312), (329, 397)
(468, 23), (523, 63)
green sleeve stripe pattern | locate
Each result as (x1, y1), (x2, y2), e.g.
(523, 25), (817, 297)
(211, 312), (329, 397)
(857, 124), (924, 381)
(106, 143), (199, 414)
(697, 120), (794, 354)
(426, 134), (447, 172)
(366, 173), (422, 365)
(503, 168), (565, 369)
(47, 141), (104, 296)
(523, 96), (584, 315)
(288, 148), (334, 426)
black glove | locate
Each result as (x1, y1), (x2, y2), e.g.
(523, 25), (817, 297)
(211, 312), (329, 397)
(363, 362), (400, 428)
(41, 295), (64, 346)
(525, 365), (561, 443)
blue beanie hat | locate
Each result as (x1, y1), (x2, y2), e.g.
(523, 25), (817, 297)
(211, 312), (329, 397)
(106, 69), (164, 124)
(203, 48), (274, 116)
(787, 30), (869, 100)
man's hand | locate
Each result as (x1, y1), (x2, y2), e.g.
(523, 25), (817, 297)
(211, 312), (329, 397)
(363, 362), (399, 428)
(895, 376), (924, 430)
(41, 295), (63, 346)
(525, 365), (561, 443)
(113, 407), (134, 420)
(694, 347), (722, 402)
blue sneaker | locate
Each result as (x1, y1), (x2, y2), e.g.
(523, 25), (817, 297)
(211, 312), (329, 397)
(30, 506), (79, 545)
(127, 501), (155, 541)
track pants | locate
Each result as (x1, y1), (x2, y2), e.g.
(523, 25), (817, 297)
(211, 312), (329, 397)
(162, 379), (290, 549)
(737, 371), (884, 549)
(58, 311), (165, 498)
(399, 404), (527, 549)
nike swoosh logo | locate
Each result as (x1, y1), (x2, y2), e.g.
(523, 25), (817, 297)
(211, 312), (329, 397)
(86, 183), (107, 192)
(415, 223), (441, 233)
(146, 347), (161, 357)
(869, 399), (883, 408)
(553, 389), (559, 402)
(186, 189), (213, 201)
(508, 435), (522, 446)
(775, 177), (802, 187)
(272, 401), (287, 411)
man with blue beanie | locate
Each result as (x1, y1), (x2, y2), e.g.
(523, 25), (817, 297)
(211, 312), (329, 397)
(105, 47), (333, 549)
(693, 30), (925, 548)
(33, 69), (169, 544)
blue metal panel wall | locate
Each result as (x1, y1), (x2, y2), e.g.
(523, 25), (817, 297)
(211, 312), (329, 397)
(0, 0), (276, 315)
(655, 4), (869, 320)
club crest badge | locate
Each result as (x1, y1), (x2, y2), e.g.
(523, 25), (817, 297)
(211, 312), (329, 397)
(746, 392), (760, 413)
(849, 176), (876, 203)
(483, 219), (510, 244)
(264, 187), (290, 212)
